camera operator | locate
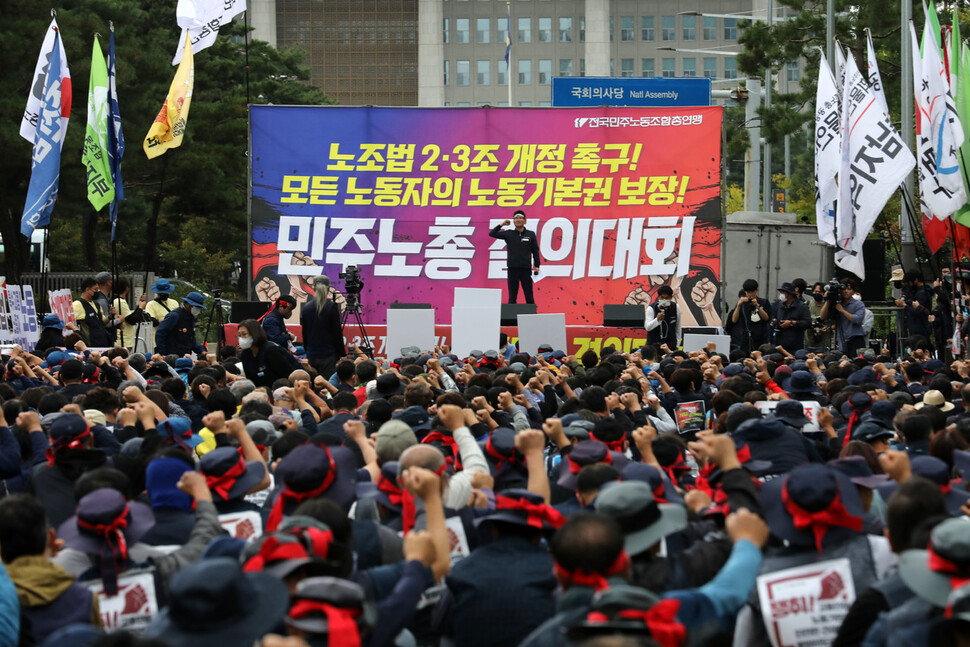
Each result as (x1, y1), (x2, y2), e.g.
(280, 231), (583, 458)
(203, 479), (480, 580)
(645, 285), (680, 350)
(729, 279), (771, 353)
(894, 269), (932, 341)
(771, 282), (811, 351)
(820, 277), (866, 357)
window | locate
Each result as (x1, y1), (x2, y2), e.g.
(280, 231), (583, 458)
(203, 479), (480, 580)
(621, 58), (634, 77)
(456, 18), (469, 43)
(642, 58), (655, 76)
(443, 18), (449, 44)
(559, 58), (573, 76)
(519, 101), (532, 106)
(609, 16), (614, 41)
(580, 58), (585, 77)
(724, 18), (737, 40)
(518, 59), (531, 84)
(559, 17), (572, 42)
(477, 60), (490, 85)
(682, 58), (696, 77)
(457, 102), (470, 106)
(443, 60), (450, 85)
(786, 61), (800, 82)
(518, 17), (531, 42)
(662, 16), (675, 40)
(724, 58), (737, 79)
(621, 16), (634, 41)
(538, 17), (551, 42)
(498, 59), (507, 85)
(641, 16), (654, 41)
(539, 101), (551, 107)
(662, 58), (675, 78)
(703, 17), (716, 40)
(580, 17), (585, 42)
(477, 18), (490, 43)
(498, 17), (509, 44)
(610, 58), (614, 75)
(682, 15), (695, 41)
(457, 60), (470, 85)
(704, 57), (717, 78)
(538, 59), (551, 84)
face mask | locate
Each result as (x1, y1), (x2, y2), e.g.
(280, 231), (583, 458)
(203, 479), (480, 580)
(191, 306), (202, 317)
(238, 336), (254, 349)
(778, 292), (787, 301)
(852, 294), (862, 301)
(812, 293), (824, 302)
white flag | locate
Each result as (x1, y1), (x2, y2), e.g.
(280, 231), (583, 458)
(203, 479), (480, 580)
(866, 30), (890, 118)
(913, 18), (967, 218)
(20, 19), (72, 143)
(172, 0), (247, 65)
(835, 54), (916, 279)
(815, 51), (841, 246)
(835, 42), (848, 88)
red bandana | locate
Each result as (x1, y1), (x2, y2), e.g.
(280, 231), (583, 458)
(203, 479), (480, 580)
(77, 506), (131, 596)
(400, 462), (447, 536)
(781, 482), (863, 552)
(243, 535), (310, 572)
(589, 431), (626, 453)
(266, 447), (337, 532)
(46, 425), (92, 466)
(494, 495), (566, 530)
(584, 599), (686, 647)
(928, 545), (970, 591)
(289, 600), (361, 647)
(205, 455), (248, 501)
(566, 449), (613, 474)
(421, 432), (464, 471)
(553, 550), (630, 592)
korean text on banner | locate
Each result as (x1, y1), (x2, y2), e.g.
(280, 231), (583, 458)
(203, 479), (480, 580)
(756, 558), (856, 647)
(83, 36), (114, 212)
(48, 288), (77, 331)
(814, 52), (841, 247)
(250, 106), (723, 326)
(20, 19), (71, 143)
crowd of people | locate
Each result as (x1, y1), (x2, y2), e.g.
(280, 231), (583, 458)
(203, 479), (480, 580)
(0, 270), (969, 647)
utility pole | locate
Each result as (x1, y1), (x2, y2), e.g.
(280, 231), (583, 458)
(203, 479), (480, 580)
(763, 0), (773, 212)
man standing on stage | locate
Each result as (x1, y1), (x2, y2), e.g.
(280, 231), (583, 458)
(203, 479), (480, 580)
(489, 210), (541, 304)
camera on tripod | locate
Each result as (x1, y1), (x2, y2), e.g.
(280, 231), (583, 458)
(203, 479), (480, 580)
(339, 266), (364, 295)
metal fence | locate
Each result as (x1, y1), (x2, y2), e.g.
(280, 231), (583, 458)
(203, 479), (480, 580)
(19, 272), (156, 312)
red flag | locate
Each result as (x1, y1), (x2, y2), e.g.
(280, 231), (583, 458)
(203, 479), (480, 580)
(924, 215), (950, 252)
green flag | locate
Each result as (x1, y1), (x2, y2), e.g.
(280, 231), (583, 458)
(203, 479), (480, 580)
(928, 0), (943, 50)
(82, 36), (115, 212)
(954, 39), (970, 227)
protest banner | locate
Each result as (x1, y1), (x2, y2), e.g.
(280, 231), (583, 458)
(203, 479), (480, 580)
(250, 106), (722, 326)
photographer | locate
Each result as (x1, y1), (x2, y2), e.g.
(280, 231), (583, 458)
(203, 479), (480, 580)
(645, 285), (680, 349)
(771, 282), (811, 351)
(894, 269), (932, 341)
(805, 282), (834, 349)
(729, 279), (771, 353)
(820, 277), (866, 357)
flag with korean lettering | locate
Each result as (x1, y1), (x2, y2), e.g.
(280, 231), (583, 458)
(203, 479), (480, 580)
(20, 19), (71, 144)
(172, 0), (246, 65)
(835, 54), (915, 279)
(913, 16), (966, 220)
(865, 30), (889, 118)
(249, 106), (724, 326)
(21, 30), (69, 239)
(815, 51), (840, 246)
(144, 33), (194, 159)
(83, 36), (114, 212)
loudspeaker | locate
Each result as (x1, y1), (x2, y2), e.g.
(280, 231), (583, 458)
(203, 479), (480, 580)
(603, 304), (645, 327)
(500, 303), (537, 325)
(388, 303), (432, 309)
(836, 238), (885, 303)
(230, 301), (268, 323)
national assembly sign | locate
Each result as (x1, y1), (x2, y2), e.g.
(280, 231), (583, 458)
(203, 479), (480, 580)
(250, 106), (723, 325)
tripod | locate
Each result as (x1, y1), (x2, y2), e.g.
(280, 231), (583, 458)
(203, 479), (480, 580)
(340, 290), (373, 358)
(203, 291), (228, 357)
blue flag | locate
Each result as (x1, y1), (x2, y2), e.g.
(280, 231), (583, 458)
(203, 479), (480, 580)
(107, 26), (125, 241)
(505, 4), (511, 66)
(22, 31), (67, 239)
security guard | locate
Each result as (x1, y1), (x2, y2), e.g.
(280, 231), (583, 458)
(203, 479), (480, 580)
(155, 291), (208, 356)
(489, 209), (542, 304)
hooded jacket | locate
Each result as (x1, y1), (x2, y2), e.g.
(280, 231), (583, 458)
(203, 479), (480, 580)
(7, 555), (100, 644)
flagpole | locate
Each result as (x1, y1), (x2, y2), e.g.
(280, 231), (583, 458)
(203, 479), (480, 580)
(507, 2), (513, 107)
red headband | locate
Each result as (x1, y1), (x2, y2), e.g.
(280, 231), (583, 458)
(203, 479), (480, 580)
(401, 462), (448, 536)
(585, 599), (686, 647)
(494, 496), (566, 530)
(266, 448), (337, 531)
(928, 545), (970, 591)
(421, 432), (463, 472)
(46, 425), (92, 465)
(553, 550), (630, 592)
(781, 482), (862, 552)
(243, 535), (310, 572)
(205, 455), (249, 501)
(77, 505), (131, 595)
(289, 600), (361, 647)
(589, 432), (626, 453)
(567, 449), (613, 475)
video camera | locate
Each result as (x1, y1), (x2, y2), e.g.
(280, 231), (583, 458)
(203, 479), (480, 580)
(339, 265), (364, 295)
(823, 278), (845, 305)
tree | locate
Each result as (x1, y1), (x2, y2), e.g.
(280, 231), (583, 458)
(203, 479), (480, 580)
(0, 1), (334, 291)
